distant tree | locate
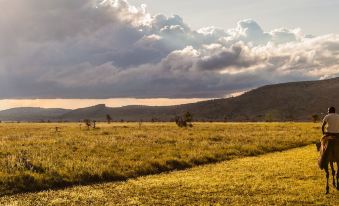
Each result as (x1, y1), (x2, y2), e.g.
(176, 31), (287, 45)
(175, 116), (187, 127)
(84, 119), (91, 129)
(311, 114), (320, 123)
(184, 111), (193, 127)
(106, 114), (112, 124)
(184, 111), (193, 123)
(175, 112), (194, 128)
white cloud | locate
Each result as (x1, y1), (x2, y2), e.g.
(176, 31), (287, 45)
(0, 0), (339, 99)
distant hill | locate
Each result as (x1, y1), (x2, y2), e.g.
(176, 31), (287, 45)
(1, 77), (339, 122)
(0, 107), (70, 122)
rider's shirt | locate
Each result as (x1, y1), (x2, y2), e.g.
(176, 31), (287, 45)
(323, 113), (339, 133)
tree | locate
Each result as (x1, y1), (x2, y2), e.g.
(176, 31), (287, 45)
(175, 112), (194, 128)
(175, 116), (187, 127)
(84, 119), (91, 129)
(106, 114), (112, 124)
(311, 114), (320, 123)
(184, 111), (193, 127)
(184, 111), (193, 123)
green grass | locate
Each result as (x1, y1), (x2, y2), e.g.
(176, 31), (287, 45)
(0, 122), (320, 195)
(1, 145), (337, 205)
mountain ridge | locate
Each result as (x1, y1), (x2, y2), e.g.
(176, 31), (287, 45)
(1, 77), (339, 122)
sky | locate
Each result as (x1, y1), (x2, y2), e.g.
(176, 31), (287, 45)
(129, 0), (339, 35)
(0, 0), (339, 110)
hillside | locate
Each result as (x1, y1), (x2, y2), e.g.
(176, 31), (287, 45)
(0, 107), (70, 122)
(1, 77), (339, 122)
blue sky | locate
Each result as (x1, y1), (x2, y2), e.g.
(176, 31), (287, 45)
(0, 0), (339, 109)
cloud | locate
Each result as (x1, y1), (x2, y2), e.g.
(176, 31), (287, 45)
(0, 0), (339, 99)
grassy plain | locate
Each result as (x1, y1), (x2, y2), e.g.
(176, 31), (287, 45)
(0, 122), (320, 196)
(2, 145), (338, 205)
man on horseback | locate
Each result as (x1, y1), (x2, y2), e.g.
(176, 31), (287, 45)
(319, 107), (339, 170)
(318, 106), (339, 193)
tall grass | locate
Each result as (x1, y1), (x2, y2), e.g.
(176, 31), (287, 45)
(2, 146), (337, 205)
(0, 122), (320, 195)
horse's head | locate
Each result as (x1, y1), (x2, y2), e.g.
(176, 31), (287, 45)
(315, 142), (321, 152)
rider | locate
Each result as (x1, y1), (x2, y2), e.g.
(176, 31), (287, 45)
(322, 107), (339, 137)
(319, 106), (339, 169)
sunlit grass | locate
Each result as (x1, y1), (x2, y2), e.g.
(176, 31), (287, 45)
(0, 122), (320, 195)
(2, 146), (337, 205)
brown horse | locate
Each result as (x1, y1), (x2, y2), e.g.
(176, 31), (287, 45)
(316, 138), (339, 194)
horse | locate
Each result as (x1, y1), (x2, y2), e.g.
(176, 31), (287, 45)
(316, 138), (339, 194)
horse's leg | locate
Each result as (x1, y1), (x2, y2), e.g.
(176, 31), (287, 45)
(337, 162), (339, 190)
(325, 164), (330, 194)
(330, 162), (336, 187)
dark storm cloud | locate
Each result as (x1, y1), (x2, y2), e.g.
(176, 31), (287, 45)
(1, 0), (339, 99)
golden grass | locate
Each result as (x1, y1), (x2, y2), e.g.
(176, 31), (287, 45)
(1, 145), (338, 205)
(0, 122), (320, 195)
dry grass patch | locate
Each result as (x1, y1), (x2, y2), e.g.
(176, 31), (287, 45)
(0, 122), (320, 195)
(1, 146), (338, 205)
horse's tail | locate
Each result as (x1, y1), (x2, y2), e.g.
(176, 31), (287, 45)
(318, 137), (331, 170)
(318, 154), (327, 170)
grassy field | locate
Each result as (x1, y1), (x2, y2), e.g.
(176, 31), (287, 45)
(0, 122), (320, 196)
(1, 145), (338, 205)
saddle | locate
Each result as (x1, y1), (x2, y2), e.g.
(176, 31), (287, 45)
(318, 134), (339, 170)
